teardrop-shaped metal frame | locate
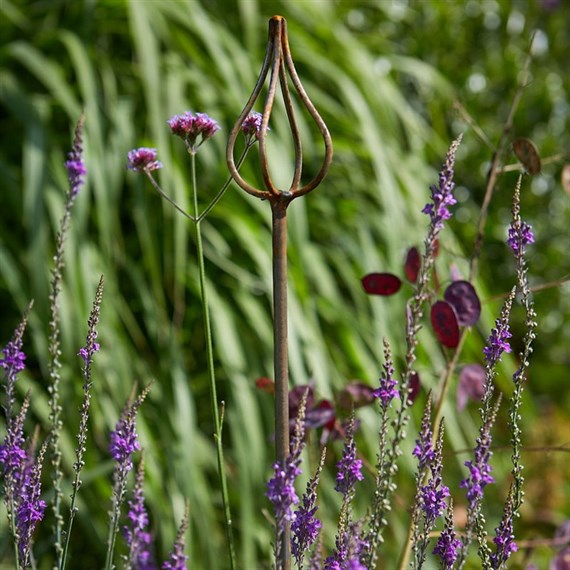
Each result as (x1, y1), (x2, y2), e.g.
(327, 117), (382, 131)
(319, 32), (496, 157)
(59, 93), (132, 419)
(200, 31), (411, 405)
(226, 16), (333, 203)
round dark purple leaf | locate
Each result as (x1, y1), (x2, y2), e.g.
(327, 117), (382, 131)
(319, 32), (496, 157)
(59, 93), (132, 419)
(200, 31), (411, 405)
(457, 364), (486, 410)
(513, 137), (541, 176)
(431, 300), (460, 348)
(362, 273), (402, 296)
(404, 247), (420, 283)
(444, 280), (481, 326)
(337, 382), (376, 410)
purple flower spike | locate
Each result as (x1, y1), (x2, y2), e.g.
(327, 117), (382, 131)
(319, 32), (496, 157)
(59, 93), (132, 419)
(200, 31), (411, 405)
(372, 338), (398, 408)
(422, 135), (462, 232)
(460, 401), (499, 506)
(65, 116), (86, 198)
(507, 221), (534, 255)
(128, 148), (163, 173)
(124, 457), (157, 570)
(483, 315), (512, 367)
(334, 417), (363, 496)
(163, 505), (189, 570)
(167, 111), (220, 153)
(412, 398), (434, 470)
(109, 406), (141, 472)
(433, 503), (462, 569)
(291, 448), (325, 567)
(490, 497), (518, 568)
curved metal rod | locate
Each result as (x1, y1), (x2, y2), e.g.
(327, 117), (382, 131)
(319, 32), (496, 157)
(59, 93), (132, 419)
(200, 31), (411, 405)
(259, 17), (283, 197)
(280, 17), (333, 198)
(226, 21), (274, 200)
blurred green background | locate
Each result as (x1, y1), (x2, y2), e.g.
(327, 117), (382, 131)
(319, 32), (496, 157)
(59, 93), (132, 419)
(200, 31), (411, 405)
(1, 0), (568, 568)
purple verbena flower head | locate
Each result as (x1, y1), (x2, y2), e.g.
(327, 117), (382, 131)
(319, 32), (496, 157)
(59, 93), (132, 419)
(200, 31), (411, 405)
(334, 416), (363, 496)
(128, 148), (163, 173)
(372, 338), (398, 408)
(167, 111), (220, 154)
(422, 135), (462, 232)
(162, 505), (189, 570)
(483, 290), (515, 367)
(507, 221), (534, 255)
(412, 397), (435, 470)
(65, 116), (86, 199)
(241, 111), (266, 143)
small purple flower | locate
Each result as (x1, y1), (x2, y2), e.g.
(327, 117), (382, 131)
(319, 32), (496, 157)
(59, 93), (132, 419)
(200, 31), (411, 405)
(483, 316), (512, 366)
(162, 507), (189, 570)
(412, 399), (435, 470)
(128, 148), (163, 172)
(65, 116), (86, 198)
(109, 402), (142, 472)
(267, 459), (302, 522)
(291, 450), (325, 567)
(422, 135), (462, 232)
(372, 338), (398, 408)
(167, 111), (220, 153)
(419, 482), (450, 522)
(433, 529), (462, 568)
(0, 340), (26, 374)
(507, 221), (534, 255)
(78, 342), (100, 365)
(490, 499), (518, 568)
(241, 111), (266, 142)
(461, 407), (497, 506)
(124, 458), (157, 570)
(433, 506), (462, 568)
(334, 419), (363, 496)
(16, 440), (48, 567)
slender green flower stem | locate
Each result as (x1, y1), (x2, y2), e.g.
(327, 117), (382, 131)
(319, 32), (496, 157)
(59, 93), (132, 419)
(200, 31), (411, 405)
(190, 153), (236, 570)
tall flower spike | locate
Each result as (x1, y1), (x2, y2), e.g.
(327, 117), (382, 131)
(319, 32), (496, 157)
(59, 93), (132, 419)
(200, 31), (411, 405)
(65, 114), (86, 199)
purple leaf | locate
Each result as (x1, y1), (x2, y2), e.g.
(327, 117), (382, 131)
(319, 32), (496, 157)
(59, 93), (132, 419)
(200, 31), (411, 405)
(336, 382), (376, 410)
(362, 273), (402, 296)
(404, 247), (421, 283)
(431, 300), (460, 348)
(444, 280), (481, 326)
(457, 364), (486, 410)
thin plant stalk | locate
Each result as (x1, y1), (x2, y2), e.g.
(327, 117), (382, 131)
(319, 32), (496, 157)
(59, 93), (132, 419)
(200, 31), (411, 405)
(189, 153), (236, 570)
(60, 275), (104, 570)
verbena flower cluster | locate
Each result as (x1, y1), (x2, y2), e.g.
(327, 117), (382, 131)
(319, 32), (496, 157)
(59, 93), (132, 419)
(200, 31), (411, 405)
(167, 111), (220, 154)
(127, 148), (163, 172)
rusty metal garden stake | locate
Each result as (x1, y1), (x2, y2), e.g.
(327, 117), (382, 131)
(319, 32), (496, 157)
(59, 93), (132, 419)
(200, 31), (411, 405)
(227, 15), (332, 569)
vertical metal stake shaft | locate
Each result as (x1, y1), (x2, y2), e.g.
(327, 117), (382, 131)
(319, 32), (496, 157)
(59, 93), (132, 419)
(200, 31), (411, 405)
(272, 200), (291, 569)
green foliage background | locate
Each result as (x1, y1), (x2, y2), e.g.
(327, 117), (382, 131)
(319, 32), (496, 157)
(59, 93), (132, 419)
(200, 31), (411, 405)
(0, 0), (568, 568)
